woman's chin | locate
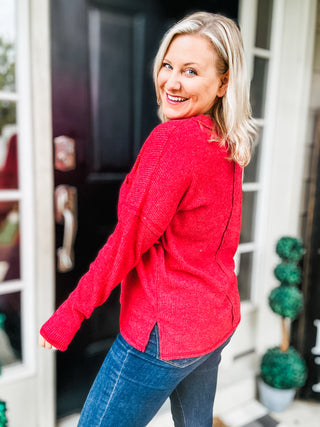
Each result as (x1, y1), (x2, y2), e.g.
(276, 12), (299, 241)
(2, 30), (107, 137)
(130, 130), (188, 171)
(162, 108), (191, 120)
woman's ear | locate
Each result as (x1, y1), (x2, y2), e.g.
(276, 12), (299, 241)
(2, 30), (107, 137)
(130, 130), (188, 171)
(217, 70), (229, 97)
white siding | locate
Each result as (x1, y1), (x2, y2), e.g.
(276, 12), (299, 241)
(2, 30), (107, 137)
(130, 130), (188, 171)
(301, 0), (320, 234)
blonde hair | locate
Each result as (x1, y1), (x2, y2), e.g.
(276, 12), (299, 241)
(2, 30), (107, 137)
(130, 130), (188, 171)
(153, 12), (257, 167)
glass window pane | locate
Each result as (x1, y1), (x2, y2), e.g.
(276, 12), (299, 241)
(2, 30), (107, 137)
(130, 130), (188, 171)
(0, 101), (18, 189)
(240, 191), (257, 243)
(237, 252), (253, 300)
(250, 56), (269, 119)
(0, 0), (16, 92)
(255, 0), (273, 50)
(0, 291), (22, 367)
(244, 127), (263, 183)
(0, 201), (20, 282)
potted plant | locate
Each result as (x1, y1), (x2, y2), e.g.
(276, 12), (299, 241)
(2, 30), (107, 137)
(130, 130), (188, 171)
(258, 237), (308, 412)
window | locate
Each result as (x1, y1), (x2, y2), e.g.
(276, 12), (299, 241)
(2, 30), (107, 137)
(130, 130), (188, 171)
(237, 0), (274, 301)
(0, 0), (34, 377)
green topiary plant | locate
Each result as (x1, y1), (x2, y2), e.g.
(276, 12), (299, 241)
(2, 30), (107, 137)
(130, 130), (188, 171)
(260, 237), (307, 390)
(269, 286), (303, 320)
(0, 400), (8, 427)
(261, 347), (307, 389)
(273, 262), (301, 286)
(275, 237), (305, 263)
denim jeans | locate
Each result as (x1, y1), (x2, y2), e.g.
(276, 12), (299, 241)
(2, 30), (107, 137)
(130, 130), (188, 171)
(78, 325), (232, 427)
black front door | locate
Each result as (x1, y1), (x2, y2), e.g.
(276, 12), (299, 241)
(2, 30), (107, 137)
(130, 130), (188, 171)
(51, 0), (239, 417)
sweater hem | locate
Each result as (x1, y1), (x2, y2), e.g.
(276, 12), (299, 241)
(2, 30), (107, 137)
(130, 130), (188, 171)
(159, 323), (239, 360)
(120, 318), (240, 361)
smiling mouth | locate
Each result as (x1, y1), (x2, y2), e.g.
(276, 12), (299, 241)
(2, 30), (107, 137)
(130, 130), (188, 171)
(167, 94), (188, 103)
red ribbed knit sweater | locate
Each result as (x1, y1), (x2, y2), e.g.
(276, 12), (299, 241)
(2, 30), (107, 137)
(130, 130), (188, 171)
(40, 115), (243, 359)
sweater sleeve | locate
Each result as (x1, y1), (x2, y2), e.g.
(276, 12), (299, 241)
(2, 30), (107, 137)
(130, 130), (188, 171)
(40, 121), (193, 351)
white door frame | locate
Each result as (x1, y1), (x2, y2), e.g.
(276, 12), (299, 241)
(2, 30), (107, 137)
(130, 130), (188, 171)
(31, 0), (56, 425)
(0, 0), (55, 426)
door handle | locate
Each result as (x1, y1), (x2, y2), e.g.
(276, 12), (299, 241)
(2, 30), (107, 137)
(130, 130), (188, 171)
(54, 136), (76, 171)
(55, 185), (77, 272)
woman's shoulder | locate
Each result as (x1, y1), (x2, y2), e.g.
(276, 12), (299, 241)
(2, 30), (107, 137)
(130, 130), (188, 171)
(154, 114), (214, 132)
(140, 115), (221, 164)
(151, 115), (214, 139)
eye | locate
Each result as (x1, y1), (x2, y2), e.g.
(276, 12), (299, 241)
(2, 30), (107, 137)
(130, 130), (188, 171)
(185, 68), (197, 76)
(162, 62), (173, 70)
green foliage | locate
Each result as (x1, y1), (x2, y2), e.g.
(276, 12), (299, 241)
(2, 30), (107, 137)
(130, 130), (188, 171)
(261, 347), (307, 389)
(0, 400), (8, 426)
(0, 38), (15, 91)
(274, 262), (301, 285)
(0, 37), (16, 134)
(269, 286), (303, 319)
(0, 100), (16, 135)
(261, 237), (307, 392)
(276, 237), (305, 262)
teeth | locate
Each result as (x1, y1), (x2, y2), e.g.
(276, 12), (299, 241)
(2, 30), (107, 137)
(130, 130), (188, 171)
(167, 94), (187, 102)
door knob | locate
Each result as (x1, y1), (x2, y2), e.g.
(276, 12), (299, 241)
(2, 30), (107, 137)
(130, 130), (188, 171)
(55, 185), (77, 272)
(54, 136), (76, 171)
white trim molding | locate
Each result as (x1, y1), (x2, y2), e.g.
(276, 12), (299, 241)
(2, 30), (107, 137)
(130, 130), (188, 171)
(30, 0), (56, 424)
(255, 0), (318, 355)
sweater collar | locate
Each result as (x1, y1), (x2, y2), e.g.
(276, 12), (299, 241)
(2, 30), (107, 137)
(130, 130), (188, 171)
(192, 114), (214, 131)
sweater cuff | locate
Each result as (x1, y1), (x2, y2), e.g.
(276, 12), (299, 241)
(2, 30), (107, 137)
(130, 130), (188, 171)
(40, 302), (84, 351)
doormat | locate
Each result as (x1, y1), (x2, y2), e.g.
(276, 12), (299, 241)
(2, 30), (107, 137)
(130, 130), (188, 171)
(240, 414), (280, 427)
(214, 414), (281, 427)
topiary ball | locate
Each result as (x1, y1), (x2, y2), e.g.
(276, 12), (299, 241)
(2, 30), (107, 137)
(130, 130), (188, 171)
(269, 286), (303, 319)
(261, 346), (307, 389)
(276, 237), (305, 262)
(274, 262), (301, 285)
(0, 400), (8, 426)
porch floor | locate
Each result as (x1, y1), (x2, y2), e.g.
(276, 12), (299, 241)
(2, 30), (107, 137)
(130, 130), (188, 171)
(57, 399), (320, 427)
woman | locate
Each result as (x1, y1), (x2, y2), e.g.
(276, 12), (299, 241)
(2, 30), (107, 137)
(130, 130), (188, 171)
(40, 12), (256, 427)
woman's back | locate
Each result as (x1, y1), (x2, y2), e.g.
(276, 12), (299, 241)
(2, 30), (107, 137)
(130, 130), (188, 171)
(119, 114), (242, 359)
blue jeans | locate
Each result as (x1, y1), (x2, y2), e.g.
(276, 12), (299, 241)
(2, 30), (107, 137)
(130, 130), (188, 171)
(78, 325), (231, 427)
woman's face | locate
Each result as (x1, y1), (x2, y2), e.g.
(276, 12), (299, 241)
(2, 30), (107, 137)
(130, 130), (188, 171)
(157, 34), (228, 120)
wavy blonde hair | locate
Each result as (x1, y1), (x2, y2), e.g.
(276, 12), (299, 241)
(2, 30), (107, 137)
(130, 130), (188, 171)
(153, 12), (257, 167)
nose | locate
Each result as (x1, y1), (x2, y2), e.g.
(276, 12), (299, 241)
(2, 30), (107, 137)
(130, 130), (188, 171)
(165, 71), (182, 91)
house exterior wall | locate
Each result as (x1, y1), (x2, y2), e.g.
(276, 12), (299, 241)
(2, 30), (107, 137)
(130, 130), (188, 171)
(216, 0), (318, 414)
(301, 0), (320, 233)
(243, 0), (316, 359)
(0, 1), (319, 425)
(0, 1), (56, 426)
